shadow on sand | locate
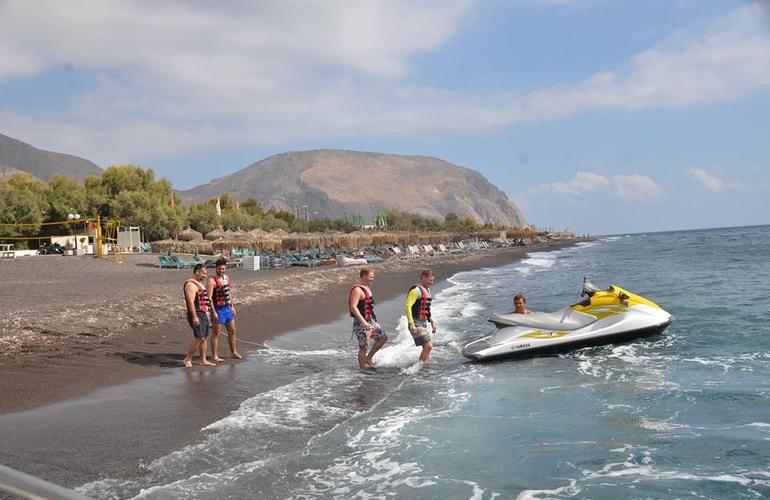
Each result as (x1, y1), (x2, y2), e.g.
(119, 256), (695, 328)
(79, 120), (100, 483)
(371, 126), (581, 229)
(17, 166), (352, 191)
(114, 351), (185, 368)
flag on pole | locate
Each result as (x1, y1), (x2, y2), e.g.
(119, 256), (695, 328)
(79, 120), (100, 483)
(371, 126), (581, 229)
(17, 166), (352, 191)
(169, 193), (176, 208)
(235, 200), (240, 212)
(215, 197), (222, 216)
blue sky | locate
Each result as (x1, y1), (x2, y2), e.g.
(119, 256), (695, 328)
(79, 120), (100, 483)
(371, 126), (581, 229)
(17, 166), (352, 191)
(1, 0), (769, 235)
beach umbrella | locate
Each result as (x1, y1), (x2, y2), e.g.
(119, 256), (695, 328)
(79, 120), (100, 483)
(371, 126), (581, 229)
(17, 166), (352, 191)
(178, 227), (203, 241)
(205, 229), (227, 241)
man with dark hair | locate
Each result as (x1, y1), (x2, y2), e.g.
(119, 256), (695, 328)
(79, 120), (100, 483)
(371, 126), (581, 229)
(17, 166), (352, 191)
(348, 267), (387, 370)
(405, 269), (437, 363)
(512, 294), (532, 314)
(207, 258), (242, 361)
(183, 264), (214, 367)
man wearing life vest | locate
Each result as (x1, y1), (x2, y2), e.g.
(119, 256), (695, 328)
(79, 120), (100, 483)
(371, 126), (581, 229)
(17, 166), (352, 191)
(183, 264), (215, 367)
(348, 267), (387, 370)
(405, 269), (437, 363)
(207, 258), (242, 361)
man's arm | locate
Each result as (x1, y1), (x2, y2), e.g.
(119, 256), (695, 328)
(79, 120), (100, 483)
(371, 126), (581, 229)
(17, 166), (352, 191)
(184, 282), (200, 325)
(229, 278), (236, 314)
(348, 288), (369, 327)
(404, 288), (420, 332)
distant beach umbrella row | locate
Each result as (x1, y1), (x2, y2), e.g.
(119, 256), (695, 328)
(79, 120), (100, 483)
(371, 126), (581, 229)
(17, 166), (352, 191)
(151, 227), (543, 255)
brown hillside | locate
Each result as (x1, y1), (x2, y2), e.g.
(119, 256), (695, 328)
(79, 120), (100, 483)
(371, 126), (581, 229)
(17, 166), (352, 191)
(179, 150), (526, 227)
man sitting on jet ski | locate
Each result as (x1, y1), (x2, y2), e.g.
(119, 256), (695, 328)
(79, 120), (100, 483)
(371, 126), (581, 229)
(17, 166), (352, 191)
(512, 294), (532, 315)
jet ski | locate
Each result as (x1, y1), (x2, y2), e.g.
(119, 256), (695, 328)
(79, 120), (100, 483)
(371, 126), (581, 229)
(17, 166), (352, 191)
(462, 279), (673, 361)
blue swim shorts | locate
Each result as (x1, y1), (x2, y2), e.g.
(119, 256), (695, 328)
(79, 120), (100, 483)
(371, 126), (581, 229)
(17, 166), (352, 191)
(214, 305), (234, 324)
(353, 319), (385, 349)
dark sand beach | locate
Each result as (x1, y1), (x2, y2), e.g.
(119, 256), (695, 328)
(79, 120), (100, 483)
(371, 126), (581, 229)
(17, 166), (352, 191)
(0, 240), (581, 492)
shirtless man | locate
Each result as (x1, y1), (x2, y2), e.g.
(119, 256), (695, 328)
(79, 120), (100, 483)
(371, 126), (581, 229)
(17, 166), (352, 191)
(183, 264), (215, 367)
(513, 294), (532, 314)
(405, 269), (437, 363)
(207, 258), (242, 361)
(348, 267), (388, 371)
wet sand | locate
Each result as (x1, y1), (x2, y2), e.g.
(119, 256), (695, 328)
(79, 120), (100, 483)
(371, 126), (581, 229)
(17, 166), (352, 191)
(0, 240), (581, 491)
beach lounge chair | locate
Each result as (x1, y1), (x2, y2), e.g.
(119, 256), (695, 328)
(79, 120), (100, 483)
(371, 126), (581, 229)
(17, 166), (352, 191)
(406, 245), (421, 259)
(437, 244), (448, 253)
(157, 256), (176, 268)
(171, 255), (193, 268)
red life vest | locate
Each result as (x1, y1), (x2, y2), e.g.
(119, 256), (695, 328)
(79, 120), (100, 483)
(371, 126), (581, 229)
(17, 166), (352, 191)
(409, 284), (432, 321)
(349, 284), (375, 322)
(184, 279), (211, 313)
(211, 274), (231, 307)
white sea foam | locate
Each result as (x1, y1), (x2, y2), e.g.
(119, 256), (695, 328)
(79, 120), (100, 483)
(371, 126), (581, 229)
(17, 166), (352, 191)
(205, 372), (358, 432)
(516, 479), (581, 499)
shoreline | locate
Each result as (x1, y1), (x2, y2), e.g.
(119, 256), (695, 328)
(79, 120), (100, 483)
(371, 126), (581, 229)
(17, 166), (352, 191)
(0, 239), (584, 491)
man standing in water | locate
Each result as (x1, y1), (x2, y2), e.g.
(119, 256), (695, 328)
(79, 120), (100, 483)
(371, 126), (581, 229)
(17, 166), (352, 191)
(183, 264), (215, 367)
(512, 294), (532, 314)
(349, 267), (387, 371)
(405, 269), (437, 363)
(207, 258), (242, 361)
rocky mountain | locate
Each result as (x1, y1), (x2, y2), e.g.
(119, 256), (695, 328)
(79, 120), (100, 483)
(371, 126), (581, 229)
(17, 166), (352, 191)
(0, 133), (102, 181)
(179, 150), (527, 227)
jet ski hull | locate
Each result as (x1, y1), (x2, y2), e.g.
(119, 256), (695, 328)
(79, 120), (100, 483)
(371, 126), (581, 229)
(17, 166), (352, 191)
(462, 319), (672, 361)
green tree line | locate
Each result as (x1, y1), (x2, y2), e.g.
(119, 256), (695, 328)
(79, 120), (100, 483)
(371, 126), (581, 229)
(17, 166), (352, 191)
(0, 166), (495, 244)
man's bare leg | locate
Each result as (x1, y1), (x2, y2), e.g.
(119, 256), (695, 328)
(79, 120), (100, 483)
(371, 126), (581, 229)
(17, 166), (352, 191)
(210, 324), (224, 362)
(358, 347), (370, 371)
(365, 335), (388, 366)
(419, 341), (433, 363)
(199, 338), (215, 366)
(225, 321), (242, 359)
(183, 338), (200, 367)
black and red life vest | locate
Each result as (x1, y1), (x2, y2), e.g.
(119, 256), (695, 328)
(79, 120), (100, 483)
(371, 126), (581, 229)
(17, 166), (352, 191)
(184, 279), (211, 313)
(350, 284), (376, 322)
(211, 274), (232, 307)
(409, 284), (432, 321)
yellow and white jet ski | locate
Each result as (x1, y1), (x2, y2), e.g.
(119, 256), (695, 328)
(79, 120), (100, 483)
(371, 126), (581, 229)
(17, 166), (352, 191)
(462, 279), (673, 361)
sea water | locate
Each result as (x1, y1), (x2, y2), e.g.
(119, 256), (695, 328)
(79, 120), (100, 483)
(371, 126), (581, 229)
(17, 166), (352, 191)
(80, 225), (770, 499)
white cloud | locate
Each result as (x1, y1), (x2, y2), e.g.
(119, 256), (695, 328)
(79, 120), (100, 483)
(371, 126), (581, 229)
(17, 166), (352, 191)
(0, 1), (768, 166)
(685, 166), (725, 191)
(529, 171), (663, 203)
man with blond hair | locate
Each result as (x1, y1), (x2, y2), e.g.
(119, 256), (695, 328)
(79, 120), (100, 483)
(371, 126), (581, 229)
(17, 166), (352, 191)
(348, 267), (387, 370)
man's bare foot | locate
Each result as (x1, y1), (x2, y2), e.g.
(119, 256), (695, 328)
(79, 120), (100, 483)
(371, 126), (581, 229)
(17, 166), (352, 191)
(201, 360), (216, 366)
(183, 358), (193, 368)
(232, 352), (243, 359)
(365, 357), (376, 368)
(212, 356), (224, 363)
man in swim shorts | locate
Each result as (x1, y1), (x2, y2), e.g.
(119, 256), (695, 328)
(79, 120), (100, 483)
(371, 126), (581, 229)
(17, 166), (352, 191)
(405, 268), (437, 363)
(207, 258), (242, 361)
(183, 264), (215, 367)
(348, 267), (387, 370)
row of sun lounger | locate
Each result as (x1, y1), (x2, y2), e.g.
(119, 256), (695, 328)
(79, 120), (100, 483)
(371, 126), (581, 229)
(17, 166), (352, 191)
(159, 238), (531, 269)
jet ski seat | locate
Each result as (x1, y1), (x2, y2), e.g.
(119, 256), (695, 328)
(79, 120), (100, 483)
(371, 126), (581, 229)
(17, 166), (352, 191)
(489, 308), (597, 331)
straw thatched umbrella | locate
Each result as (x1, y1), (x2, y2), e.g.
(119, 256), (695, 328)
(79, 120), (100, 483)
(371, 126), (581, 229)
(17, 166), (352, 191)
(150, 239), (213, 255)
(205, 229), (227, 241)
(178, 227), (203, 242)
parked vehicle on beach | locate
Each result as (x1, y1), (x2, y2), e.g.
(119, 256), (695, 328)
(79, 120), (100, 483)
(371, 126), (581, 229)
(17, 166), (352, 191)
(37, 242), (65, 255)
